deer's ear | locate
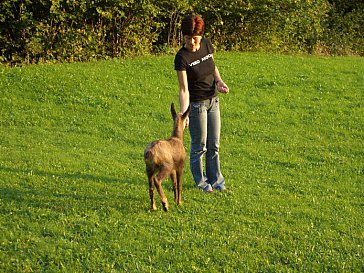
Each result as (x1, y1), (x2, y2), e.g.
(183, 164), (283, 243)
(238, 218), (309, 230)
(171, 103), (177, 120)
(182, 105), (190, 119)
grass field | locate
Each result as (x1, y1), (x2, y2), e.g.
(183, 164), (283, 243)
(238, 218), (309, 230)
(0, 52), (363, 272)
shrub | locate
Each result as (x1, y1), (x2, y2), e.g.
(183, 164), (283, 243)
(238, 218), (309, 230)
(0, 0), (363, 64)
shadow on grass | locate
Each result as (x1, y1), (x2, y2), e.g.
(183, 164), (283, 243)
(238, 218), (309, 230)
(0, 165), (146, 214)
(0, 165), (138, 185)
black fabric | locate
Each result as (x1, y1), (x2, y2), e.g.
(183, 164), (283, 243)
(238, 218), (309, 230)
(174, 38), (217, 102)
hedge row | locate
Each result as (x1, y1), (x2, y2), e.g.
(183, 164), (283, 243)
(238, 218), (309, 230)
(0, 0), (363, 64)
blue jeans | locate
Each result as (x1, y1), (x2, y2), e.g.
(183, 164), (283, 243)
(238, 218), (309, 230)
(189, 96), (225, 191)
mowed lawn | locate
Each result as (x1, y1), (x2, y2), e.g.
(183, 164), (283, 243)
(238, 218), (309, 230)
(0, 53), (363, 272)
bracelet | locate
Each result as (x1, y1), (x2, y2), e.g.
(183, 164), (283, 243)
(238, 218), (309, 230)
(216, 80), (223, 84)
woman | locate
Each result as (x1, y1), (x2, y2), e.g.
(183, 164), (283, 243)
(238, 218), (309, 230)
(174, 14), (229, 192)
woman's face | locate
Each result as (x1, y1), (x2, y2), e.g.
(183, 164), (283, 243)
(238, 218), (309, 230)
(184, 35), (202, 52)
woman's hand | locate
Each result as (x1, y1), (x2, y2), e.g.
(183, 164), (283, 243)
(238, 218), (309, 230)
(217, 81), (229, 94)
(185, 116), (190, 128)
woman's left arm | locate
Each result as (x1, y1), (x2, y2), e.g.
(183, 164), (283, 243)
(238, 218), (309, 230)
(214, 66), (229, 94)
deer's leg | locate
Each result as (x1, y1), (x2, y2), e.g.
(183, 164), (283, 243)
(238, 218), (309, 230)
(148, 174), (157, 211)
(155, 169), (169, 211)
(176, 169), (183, 206)
(170, 170), (177, 203)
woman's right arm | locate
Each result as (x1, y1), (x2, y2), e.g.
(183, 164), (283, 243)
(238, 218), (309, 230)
(176, 70), (190, 127)
(176, 70), (190, 113)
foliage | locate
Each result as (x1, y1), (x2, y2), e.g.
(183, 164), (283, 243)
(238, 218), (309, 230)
(0, 53), (363, 271)
(0, 0), (162, 63)
(197, 0), (363, 55)
(0, 0), (363, 64)
(324, 0), (364, 55)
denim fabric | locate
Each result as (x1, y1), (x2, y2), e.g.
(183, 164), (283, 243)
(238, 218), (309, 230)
(189, 96), (225, 190)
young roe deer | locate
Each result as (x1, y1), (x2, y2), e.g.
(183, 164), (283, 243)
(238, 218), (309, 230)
(144, 103), (190, 211)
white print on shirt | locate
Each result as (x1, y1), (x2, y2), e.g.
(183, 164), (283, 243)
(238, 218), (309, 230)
(189, 60), (200, 66)
(189, 53), (213, 67)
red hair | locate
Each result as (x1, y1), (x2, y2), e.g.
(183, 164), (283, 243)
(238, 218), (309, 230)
(181, 14), (205, 36)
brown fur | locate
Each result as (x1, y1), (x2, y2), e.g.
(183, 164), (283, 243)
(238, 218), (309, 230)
(144, 103), (190, 211)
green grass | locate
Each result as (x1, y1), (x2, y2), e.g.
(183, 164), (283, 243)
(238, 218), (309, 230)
(0, 53), (363, 272)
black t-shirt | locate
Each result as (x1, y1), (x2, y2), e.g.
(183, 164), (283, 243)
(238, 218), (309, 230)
(174, 38), (217, 102)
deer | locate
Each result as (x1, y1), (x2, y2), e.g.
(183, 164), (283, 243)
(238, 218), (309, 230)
(144, 103), (190, 211)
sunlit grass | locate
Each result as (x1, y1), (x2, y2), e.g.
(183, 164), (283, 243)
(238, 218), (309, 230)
(1, 53), (363, 272)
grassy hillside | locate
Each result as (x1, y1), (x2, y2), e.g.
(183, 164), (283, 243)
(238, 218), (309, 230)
(0, 53), (363, 272)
